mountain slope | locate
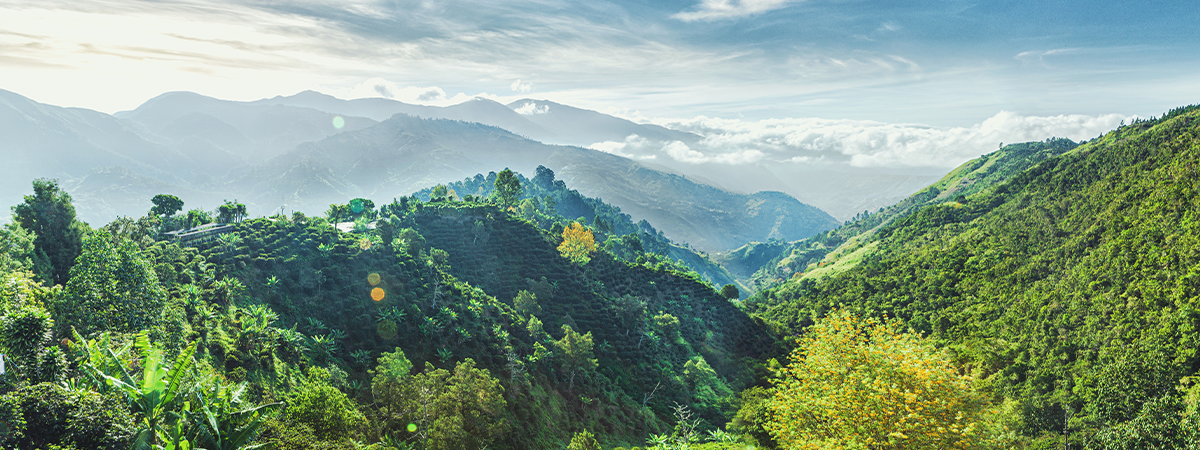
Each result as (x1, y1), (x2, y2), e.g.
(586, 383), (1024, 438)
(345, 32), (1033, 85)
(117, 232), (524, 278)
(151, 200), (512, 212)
(718, 138), (1079, 289)
(228, 114), (839, 251)
(746, 105), (1200, 444)
(253, 90), (557, 142)
(174, 200), (775, 448)
(117, 91), (378, 165)
(413, 170), (746, 293)
(505, 99), (700, 146)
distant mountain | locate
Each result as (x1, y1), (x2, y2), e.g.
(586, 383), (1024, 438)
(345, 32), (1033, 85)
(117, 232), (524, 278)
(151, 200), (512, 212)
(251, 91), (557, 142)
(226, 114), (839, 251)
(116, 91), (378, 166)
(505, 99), (701, 146)
(2, 88), (838, 252)
(0, 88), (199, 221)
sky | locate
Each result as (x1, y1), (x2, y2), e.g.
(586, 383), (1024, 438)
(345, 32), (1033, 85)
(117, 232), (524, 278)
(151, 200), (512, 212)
(2, 0), (1199, 170)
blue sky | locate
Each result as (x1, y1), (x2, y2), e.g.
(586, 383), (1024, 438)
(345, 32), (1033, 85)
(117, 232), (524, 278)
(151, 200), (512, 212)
(1, 0), (1198, 168)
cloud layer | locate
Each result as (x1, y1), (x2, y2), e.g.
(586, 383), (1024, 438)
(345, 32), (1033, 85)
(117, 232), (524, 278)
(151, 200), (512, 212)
(592, 111), (1132, 169)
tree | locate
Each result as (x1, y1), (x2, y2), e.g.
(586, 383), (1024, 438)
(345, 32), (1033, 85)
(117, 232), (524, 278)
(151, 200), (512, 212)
(554, 325), (598, 391)
(493, 168), (521, 207)
(217, 200), (247, 224)
(514, 290), (540, 315)
(11, 178), (88, 285)
(59, 230), (167, 336)
(348, 198), (376, 219)
(767, 310), (1008, 450)
(533, 165), (555, 189)
(371, 352), (507, 450)
(284, 367), (366, 444)
(325, 203), (349, 223)
(720, 284), (739, 300)
(0, 223), (37, 274)
(568, 429), (602, 450)
(0, 382), (136, 450)
(431, 184), (451, 202)
(184, 208), (213, 229)
(150, 194), (184, 217)
(558, 222), (596, 265)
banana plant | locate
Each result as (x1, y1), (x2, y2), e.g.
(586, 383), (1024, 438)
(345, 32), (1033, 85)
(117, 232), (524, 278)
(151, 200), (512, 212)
(73, 331), (198, 450)
(187, 379), (279, 450)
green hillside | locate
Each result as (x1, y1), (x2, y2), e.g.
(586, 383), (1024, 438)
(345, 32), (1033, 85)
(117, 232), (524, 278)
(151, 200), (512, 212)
(719, 137), (1079, 292)
(746, 106), (1200, 447)
(413, 166), (746, 294)
(0, 177), (775, 449)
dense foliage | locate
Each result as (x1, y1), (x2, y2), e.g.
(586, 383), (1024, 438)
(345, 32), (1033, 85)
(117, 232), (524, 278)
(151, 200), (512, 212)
(748, 106), (1200, 447)
(0, 169), (776, 449)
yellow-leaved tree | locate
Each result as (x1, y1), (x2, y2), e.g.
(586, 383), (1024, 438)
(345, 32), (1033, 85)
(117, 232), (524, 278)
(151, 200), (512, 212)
(768, 310), (1009, 450)
(557, 222), (595, 264)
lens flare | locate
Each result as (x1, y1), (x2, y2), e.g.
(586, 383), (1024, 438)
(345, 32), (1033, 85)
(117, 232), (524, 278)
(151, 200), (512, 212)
(371, 287), (386, 301)
(407, 423), (417, 433)
(377, 319), (397, 340)
(367, 273), (381, 285)
(332, 116), (345, 129)
(359, 238), (372, 250)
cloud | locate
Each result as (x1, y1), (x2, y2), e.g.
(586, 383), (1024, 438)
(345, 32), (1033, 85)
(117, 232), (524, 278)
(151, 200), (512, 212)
(673, 0), (797, 22)
(645, 111), (1132, 168)
(510, 79), (533, 93)
(514, 102), (550, 115)
(343, 78), (447, 103)
(877, 21), (901, 32)
(589, 134), (764, 164)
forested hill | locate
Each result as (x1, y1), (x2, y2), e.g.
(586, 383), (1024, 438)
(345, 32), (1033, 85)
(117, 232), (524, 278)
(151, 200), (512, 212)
(412, 166), (745, 294)
(746, 105), (1200, 446)
(718, 137), (1079, 291)
(0, 181), (775, 449)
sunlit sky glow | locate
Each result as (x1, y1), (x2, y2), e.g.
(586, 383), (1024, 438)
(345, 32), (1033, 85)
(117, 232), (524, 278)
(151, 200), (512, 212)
(2, 0), (1199, 167)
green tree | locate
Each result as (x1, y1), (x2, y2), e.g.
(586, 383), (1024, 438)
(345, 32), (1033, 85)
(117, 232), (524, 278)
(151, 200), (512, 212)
(184, 208), (213, 229)
(0, 223), (37, 274)
(767, 311), (1008, 450)
(569, 429), (602, 450)
(719, 284), (739, 300)
(514, 290), (540, 315)
(59, 230), (167, 336)
(11, 178), (88, 285)
(493, 168), (521, 208)
(554, 325), (598, 391)
(217, 200), (247, 224)
(372, 355), (507, 450)
(0, 382), (136, 450)
(0, 304), (65, 384)
(150, 194), (184, 217)
(284, 367), (366, 444)
(431, 184), (452, 202)
(348, 197), (376, 219)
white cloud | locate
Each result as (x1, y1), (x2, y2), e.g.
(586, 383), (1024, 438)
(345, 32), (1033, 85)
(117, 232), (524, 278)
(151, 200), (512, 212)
(589, 134), (764, 164)
(514, 102), (550, 115)
(673, 0), (797, 22)
(510, 79), (533, 93)
(343, 78), (448, 104)
(588, 134), (659, 160)
(646, 111), (1132, 168)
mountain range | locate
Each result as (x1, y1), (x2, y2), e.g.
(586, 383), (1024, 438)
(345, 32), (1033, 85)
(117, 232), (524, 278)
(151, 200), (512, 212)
(0, 88), (841, 252)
